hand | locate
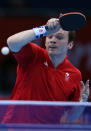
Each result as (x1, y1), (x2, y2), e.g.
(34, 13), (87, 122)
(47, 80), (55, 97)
(79, 80), (89, 102)
(45, 18), (61, 35)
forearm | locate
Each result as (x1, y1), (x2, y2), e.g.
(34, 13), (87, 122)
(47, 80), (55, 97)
(67, 80), (89, 122)
(7, 29), (36, 52)
(66, 105), (85, 122)
(65, 98), (88, 122)
(7, 18), (60, 53)
(7, 26), (47, 52)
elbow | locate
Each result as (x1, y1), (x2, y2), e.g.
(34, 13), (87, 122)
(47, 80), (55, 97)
(7, 37), (12, 47)
(7, 37), (15, 52)
(7, 37), (20, 53)
(7, 37), (15, 49)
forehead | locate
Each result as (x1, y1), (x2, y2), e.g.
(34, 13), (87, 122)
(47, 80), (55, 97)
(54, 28), (69, 36)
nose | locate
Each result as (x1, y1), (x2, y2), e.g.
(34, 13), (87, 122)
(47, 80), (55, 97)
(49, 35), (57, 44)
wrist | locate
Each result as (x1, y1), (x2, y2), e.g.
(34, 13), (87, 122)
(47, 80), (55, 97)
(33, 26), (47, 39)
(79, 97), (88, 102)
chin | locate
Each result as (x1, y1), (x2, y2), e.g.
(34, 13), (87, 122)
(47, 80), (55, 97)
(48, 51), (57, 55)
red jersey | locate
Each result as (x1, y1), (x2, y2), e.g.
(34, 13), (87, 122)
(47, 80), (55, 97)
(11, 42), (82, 101)
(2, 42), (82, 124)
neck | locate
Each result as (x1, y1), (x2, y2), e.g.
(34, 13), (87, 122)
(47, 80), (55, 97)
(49, 53), (66, 68)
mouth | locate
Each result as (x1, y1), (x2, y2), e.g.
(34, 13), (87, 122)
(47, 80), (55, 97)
(48, 46), (57, 49)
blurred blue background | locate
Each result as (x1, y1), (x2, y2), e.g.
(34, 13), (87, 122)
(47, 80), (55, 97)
(0, 0), (91, 100)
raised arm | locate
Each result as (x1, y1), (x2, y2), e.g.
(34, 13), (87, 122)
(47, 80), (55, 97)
(7, 30), (35, 52)
(7, 18), (60, 52)
(60, 80), (90, 123)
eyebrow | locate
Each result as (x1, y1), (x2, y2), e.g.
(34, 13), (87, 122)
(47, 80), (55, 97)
(56, 33), (64, 36)
(47, 33), (64, 38)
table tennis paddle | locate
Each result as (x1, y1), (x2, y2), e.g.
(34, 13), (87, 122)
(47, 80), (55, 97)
(59, 12), (86, 31)
(45, 12), (86, 31)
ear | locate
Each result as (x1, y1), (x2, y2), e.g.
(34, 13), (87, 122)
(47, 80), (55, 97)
(68, 41), (74, 49)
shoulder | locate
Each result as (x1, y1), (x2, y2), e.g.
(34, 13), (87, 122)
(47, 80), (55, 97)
(28, 42), (46, 61)
(29, 42), (45, 51)
(14, 42), (46, 65)
(22, 42), (46, 56)
(66, 58), (82, 80)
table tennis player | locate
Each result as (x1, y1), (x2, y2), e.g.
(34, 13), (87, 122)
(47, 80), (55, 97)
(2, 12), (89, 123)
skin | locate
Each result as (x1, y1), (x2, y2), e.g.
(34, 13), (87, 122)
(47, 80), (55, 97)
(6, 17), (89, 122)
(7, 17), (89, 100)
(45, 28), (73, 67)
(45, 27), (89, 102)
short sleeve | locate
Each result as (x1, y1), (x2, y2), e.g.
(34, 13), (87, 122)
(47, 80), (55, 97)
(13, 42), (45, 66)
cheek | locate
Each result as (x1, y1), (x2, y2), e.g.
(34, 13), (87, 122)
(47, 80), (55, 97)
(45, 42), (49, 50)
(58, 42), (68, 50)
(45, 38), (49, 47)
(59, 40), (68, 46)
(45, 42), (48, 48)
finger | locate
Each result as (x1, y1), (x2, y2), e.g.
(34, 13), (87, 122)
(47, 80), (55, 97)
(80, 81), (86, 97)
(85, 86), (89, 97)
(80, 80), (90, 102)
(49, 20), (59, 30)
(80, 81), (85, 91)
(85, 88), (89, 96)
(85, 80), (89, 93)
(59, 13), (63, 17)
(80, 81), (85, 87)
(85, 80), (89, 88)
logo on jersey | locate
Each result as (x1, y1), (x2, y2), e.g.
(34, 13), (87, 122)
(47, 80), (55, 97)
(65, 72), (70, 81)
(44, 62), (48, 67)
(39, 29), (43, 32)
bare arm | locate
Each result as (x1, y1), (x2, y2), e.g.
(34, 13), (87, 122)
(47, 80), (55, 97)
(60, 80), (89, 122)
(7, 18), (60, 52)
(7, 30), (36, 52)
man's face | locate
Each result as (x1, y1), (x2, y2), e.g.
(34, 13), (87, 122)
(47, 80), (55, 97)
(45, 29), (69, 55)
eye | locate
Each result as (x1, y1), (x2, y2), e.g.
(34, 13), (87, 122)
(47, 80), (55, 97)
(47, 35), (53, 39)
(56, 34), (64, 40)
